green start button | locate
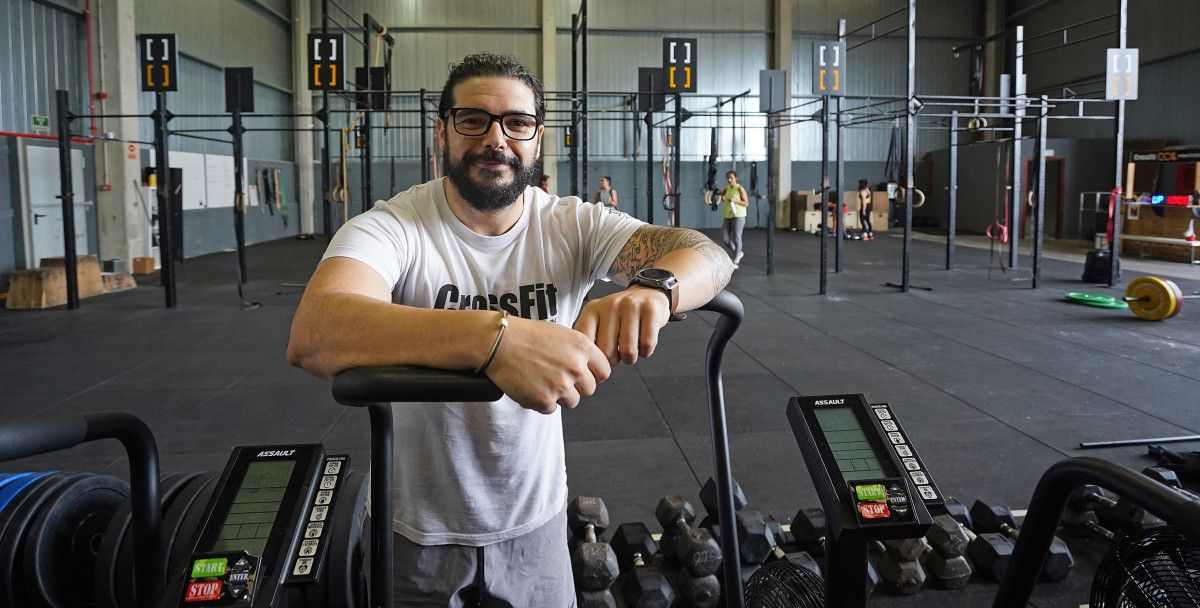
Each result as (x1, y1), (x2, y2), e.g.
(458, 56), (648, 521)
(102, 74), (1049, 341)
(191, 557), (227, 579)
(854, 483), (886, 502)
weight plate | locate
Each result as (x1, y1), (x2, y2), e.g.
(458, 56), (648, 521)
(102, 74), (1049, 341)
(324, 471), (369, 608)
(1167, 279), (1184, 319)
(115, 472), (214, 608)
(95, 472), (198, 608)
(0, 473), (38, 507)
(160, 474), (220, 605)
(1064, 292), (1128, 309)
(1125, 276), (1178, 321)
(0, 472), (80, 607)
(25, 474), (129, 608)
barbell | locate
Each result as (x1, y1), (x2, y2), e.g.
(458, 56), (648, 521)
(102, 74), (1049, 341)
(1065, 276), (1197, 321)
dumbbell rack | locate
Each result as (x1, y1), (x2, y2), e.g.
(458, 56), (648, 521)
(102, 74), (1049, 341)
(331, 290), (750, 608)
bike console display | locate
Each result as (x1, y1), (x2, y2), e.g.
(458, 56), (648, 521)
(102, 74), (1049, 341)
(788, 394), (939, 607)
(164, 445), (349, 607)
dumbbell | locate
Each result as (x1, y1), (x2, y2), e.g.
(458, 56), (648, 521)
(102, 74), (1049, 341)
(1060, 485), (1116, 541)
(697, 478), (776, 565)
(922, 515), (973, 589)
(871, 540), (927, 595)
(655, 496), (723, 578)
(609, 523), (674, 608)
(942, 497), (974, 530)
(790, 508), (827, 556)
(567, 497), (620, 598)
(663, 564), (720, 608)
(970, 500), (1074, 582)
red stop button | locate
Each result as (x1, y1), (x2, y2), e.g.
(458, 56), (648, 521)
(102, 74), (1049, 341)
(858, 502), (890, 520)
(185, 581), (223, 602)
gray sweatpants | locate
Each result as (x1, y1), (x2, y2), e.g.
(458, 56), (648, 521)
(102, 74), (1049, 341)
(392, 508), (576, 607)
(722, 216), (745, 257)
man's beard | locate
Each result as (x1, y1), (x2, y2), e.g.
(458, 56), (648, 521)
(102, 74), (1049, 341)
(444, 148), (540, 213)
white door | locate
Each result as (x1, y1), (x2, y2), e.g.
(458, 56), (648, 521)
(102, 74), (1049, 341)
(24, 144), (91, 265)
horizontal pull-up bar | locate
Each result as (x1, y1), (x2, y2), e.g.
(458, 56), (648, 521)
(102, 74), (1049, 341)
(1018, 29), (1117, 59)
(847, 23), (908, 52)
(844, 6), (907, 38)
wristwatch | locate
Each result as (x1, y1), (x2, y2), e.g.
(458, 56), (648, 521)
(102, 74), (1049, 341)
(631, 268), (686, 322)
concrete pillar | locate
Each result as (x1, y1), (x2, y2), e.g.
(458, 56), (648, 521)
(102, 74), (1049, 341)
(540, 0), (557, 189)
(91, 0), (147, 267)
(292, 0), (316, 235)
(983, 0), (1005, 99)
(772, 0), (792, 208)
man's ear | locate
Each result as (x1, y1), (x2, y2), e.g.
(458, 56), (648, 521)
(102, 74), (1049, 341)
(435, 117), (448, 149)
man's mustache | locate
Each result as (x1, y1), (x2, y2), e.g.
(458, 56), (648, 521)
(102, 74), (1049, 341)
(465, 150), (520, 170)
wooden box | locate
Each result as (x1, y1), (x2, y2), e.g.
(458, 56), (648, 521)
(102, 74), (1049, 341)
(39, 255), (104, 298)
(5, 267), (67, 309)
(133, 257), (157, 274)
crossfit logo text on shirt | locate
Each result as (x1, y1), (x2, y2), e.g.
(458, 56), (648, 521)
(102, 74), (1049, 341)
(433, 282), (559, 321)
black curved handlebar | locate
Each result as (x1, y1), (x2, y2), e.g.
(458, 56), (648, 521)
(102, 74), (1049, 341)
(0, 412), (162, 608)
(333, 365), (502, 405)
(993, 456), (1200, 608)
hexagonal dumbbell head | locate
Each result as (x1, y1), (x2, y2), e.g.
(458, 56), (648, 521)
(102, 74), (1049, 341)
(577, 589), (617, 608)
(621, 555), (675, 608)
(570, 538), (620, 592)
(568, 496), (611, 539)
(966, 531), (1014, 581)
(666, 566), (721, 608)
(735, 509), (776, 565)
(883, 537), (930, 562)
(926, 552), (972, 589)
(610, 523), (658, 572)
(655, 495), (723, 578)
(875, 554), (927, 595)
(699, 477), (748, 519)
(942, 497), (974, 530)
(790, 508), (827, 556)
(1039, 537), (1075, 582)
(970, 500), (1018, 536)
(926, 514), (970, 557)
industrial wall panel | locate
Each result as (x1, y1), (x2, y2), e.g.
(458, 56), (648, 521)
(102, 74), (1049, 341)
(319, 0), (538, 29)
(0, 0), (87, 135)
(1018, 2), (1200, 97)
(137, 57), (294, 160)
(252, 0), (291, 19)
(550, 31), (770, 162)
(136, 0), (292, 91)
(556, 0), (770, 31)
(801, 0), (976, 38)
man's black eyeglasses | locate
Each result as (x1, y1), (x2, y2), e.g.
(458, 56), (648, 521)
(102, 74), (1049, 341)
(443, 108), (541, 141)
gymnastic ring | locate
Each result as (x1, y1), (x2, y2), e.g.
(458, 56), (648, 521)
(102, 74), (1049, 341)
(911, 188), (926, 208)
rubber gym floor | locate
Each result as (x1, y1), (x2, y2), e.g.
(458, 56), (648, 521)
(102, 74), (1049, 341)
(3, 226), (1198, 607)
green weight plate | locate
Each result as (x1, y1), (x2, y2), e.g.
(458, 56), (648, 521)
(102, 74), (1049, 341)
(95, 472), (198, 608)
(25, 473), (129, 608)
(1064, 292), (1128, 309)
(0, 472), (79, 607)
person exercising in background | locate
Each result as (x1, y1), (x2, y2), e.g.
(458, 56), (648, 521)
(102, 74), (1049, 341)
(593, 176), (618, 209)
(858, 179), (875, 241)
(288, 52), (733, 607)
(538, 174), (550, 192)
(720, 170), (750, 266)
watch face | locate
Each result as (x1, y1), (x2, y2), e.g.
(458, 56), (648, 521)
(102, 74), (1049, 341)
(638, 268), (673, 282)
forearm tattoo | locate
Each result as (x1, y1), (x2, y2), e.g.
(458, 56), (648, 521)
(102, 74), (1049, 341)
(610, 226), (733, 299)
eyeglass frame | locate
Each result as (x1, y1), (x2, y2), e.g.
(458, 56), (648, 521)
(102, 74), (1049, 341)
(441, 107), (543, 141)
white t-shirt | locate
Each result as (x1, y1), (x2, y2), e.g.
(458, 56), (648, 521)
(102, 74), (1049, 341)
(321, 177), (644, 546)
